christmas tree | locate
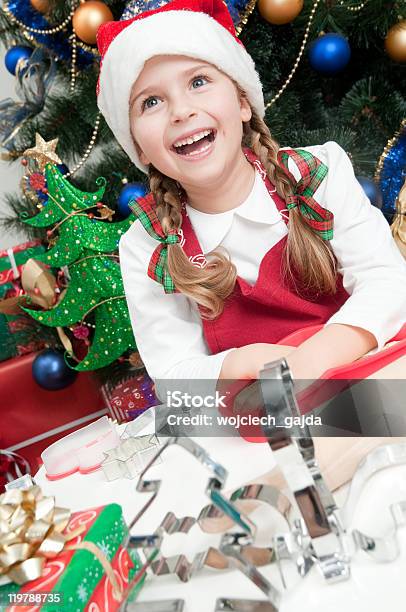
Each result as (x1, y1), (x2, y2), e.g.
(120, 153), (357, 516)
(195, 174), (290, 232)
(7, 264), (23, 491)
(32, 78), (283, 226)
(21, 161), (136, 370)
(0, 0), (405, 381)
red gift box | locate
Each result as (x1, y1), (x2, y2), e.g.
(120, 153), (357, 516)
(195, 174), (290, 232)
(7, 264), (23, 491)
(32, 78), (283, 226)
(0, 352), (107, 474)
(101, 372), (159, 423)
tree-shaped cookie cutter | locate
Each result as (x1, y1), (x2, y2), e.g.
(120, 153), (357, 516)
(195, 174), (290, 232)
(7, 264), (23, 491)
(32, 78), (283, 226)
(147, 481), (293, 580)
(121, 436), (284, 610)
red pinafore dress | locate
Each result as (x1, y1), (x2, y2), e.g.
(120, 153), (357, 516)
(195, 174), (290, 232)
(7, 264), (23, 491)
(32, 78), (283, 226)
(131, 147), (406, 439)
(178, 147), (349, 352)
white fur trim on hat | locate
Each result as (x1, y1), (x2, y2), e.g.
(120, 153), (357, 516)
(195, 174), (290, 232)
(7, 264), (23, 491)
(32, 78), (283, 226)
(97, 10), (264, 175)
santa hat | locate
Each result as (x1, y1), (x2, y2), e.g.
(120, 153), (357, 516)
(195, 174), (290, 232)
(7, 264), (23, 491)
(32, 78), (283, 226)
(96, 0), (264, 175)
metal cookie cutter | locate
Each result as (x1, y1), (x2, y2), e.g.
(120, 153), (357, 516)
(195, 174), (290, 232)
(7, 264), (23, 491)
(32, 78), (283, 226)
(216, 599), (278, 611)
(129, 484), (290, 582)
(199, 484), (312, 587)
(122, 437), (283, 610)
(125, 598), (276, 611)
(198, 483), (291, 534)
(102, 434), (161, 481)
(217, 532), (281, 611)
(123, 599), (185, 611)
(260, 358), (350, 584)
(136, 528), (281, 611)
(131, 437), (256, 538)
(145, 525), (276, 580)
(341, 441), (406, 561)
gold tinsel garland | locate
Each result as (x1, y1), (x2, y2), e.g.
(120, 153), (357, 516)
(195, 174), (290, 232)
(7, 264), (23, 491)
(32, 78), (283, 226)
(235, 0), (258, 36)
(375, 118), (406, 183)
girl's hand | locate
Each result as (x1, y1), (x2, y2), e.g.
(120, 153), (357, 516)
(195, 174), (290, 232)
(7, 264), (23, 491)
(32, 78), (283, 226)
(219, 343), (296, 380)
(231, 351), (323, 417)
(222, 323), (377, 383)
(285, 323), (377, 381)
(232, 379), (264, 416)
(285, 350), (327, 382)
(228, 343), (328, 416)
(230, 351), (316, 417)
(218, 343), (297, 418)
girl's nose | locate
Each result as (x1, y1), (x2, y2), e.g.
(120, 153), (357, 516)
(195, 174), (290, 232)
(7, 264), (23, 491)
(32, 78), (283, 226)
(170, 100), (198, 123)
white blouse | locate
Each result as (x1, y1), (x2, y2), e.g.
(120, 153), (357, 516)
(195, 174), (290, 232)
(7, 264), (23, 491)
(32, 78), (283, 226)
(119, 141), (406, 383)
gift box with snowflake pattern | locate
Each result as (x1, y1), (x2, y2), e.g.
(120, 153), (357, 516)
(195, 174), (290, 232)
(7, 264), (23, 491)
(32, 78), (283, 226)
(0, 503), (144, 611)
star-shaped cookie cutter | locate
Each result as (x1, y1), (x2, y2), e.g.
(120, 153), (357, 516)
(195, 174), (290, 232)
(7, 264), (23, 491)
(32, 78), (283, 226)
(101, 434), (161, 481)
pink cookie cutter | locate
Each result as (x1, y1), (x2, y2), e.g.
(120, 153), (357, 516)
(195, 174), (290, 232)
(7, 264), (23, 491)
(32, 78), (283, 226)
(41, 416), (121, 480)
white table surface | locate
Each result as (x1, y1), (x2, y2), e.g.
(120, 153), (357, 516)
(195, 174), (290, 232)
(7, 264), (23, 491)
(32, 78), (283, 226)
(34, 418), (406, 612)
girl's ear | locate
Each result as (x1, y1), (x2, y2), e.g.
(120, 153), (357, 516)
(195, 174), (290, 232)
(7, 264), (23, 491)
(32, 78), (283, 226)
(240, 95), (252, 123)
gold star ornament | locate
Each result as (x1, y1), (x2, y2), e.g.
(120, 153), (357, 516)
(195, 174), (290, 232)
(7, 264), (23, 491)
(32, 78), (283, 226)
(23, 133), (62, 171)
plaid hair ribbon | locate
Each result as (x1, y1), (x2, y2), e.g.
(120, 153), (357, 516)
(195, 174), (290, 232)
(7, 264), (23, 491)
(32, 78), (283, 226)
(277, 148), (333, 240)
(130, 195), (180, 293)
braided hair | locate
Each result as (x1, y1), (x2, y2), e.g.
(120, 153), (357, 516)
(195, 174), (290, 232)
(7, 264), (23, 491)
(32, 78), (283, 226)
(130, 84), (337, 319)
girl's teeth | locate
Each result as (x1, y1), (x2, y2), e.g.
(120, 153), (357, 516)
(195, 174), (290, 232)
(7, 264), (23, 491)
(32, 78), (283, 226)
(184, 141), (212, 156)
(174, 130), (211, 148)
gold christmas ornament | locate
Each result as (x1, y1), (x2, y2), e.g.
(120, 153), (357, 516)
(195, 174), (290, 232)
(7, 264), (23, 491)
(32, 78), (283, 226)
(29, 0), (51, 14)
(258, 0), (304, 25)
(385, 19), (406, 63)
(23, 133), (62, 171)
(72, 1), (114, 45)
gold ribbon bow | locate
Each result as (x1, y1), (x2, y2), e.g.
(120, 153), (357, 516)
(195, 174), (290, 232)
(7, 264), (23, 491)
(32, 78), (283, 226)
(0, 486), (122, 601)
(0, 258), (74, 356)
(0, 485), (78, 585)
(0, 258), (56, 315)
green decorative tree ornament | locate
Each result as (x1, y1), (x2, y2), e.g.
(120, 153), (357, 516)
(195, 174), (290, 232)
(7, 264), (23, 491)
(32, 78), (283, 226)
(21, 163), (137, 371)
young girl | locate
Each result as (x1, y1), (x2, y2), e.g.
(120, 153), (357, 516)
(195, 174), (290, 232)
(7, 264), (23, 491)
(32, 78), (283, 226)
(95, 0), (406, 498)
(96, 0), (406, 390)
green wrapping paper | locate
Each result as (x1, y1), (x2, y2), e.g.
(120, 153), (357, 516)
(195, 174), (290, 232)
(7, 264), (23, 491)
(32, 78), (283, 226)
(0, 503), (144, 611)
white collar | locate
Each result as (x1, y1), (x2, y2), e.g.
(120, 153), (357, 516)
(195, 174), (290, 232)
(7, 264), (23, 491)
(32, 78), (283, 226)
(185, 169), (283, 253)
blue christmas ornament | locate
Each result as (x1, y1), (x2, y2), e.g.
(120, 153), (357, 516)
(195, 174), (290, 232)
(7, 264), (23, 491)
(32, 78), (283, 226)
(56, 163), (70, 175)
(308, 33), (351, 75)
(32, 349), (77, 390)
(377, 121), (406, 216)
(5, 46), (33, 75)
(118, 182), (148, 217)
(37, 191), (48, 205)
(356, 176), (383, 209)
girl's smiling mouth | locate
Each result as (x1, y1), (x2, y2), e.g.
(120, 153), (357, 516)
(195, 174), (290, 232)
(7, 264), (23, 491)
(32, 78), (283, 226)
(171, 128), (217, 158)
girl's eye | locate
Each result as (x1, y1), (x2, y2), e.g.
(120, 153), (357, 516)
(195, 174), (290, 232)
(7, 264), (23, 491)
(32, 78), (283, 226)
(191, 75), (209, 88)
(141, 96), (159, 111)
(140, 74), (210, 111)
